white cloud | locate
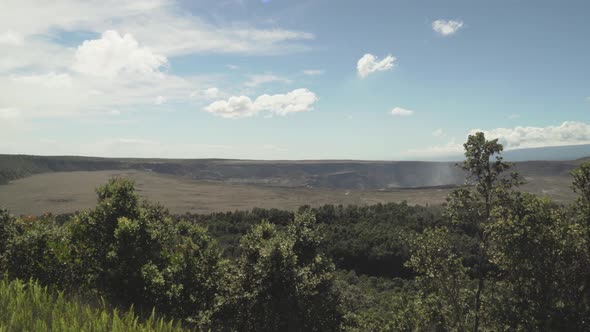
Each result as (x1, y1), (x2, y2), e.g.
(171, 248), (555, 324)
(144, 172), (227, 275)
(155, 95), (166, 105)
(73, 30), (168, 78)
(205, 87), (220, 99)
(0, 32), (22, 45)
(390, 107), (414, 116)
(0, 40), (72, 73)
(1, 0), (313, 57)
(255, 88), (318, 116)
(226, 64), (239, 70)
(508, 114), (521, 119)
(357, 53), (396, 78)
(190, 87), (224, 100)
(0, 107), (20, 119)
(205, 88), (318, 118)
(303, 69), (325, 76)
(409, 121), (590, 159)
(0, 64), (197, 120)
(204, 96), (257, 119)
(432, 20), (464, 36)
(471, 121), (590, 149)
(0, 0), (317, 126)
(11, 72), (72, 88)
(245, 74), (292, 87)
(109, 10), (314, 57)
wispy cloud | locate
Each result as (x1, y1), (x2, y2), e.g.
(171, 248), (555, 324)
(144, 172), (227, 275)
(390, 107), (414, 116)
(245, 74), (293, 87)
(432, 128), (445, 137)
(303, 69), (325, 76)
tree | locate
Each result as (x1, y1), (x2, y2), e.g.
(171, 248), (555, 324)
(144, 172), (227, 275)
(69, 178), (141, 290)
(0, 209), (16, 273)
(572, 161), (590, 224)
(446, 132), (521, 332)
(486, 193), (587, 330)
(3, 214), (72, 287)
(69, 179), (226, 327)
(141, 220), (227, 328)
(406, 227), (473, 331)
(226, 211), (345, 332)
(570, 161), (590, 326)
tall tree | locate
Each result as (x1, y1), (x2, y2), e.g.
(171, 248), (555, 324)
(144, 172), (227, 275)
(445, 132), (521, 331)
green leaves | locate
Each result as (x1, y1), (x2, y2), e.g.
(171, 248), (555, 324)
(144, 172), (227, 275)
(226, 212), (345, 332)
(406, 227), (474, 331)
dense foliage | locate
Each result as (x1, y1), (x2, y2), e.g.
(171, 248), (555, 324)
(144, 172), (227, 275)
(1, 132), (590, 331)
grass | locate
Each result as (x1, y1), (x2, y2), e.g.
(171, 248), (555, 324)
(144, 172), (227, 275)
(0, 278), (186, 332)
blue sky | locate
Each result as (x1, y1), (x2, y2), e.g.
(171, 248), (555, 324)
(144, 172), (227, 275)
(1, 0), (589, 160)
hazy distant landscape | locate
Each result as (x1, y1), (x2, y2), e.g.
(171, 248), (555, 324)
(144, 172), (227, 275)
(0, 153), (586, 215)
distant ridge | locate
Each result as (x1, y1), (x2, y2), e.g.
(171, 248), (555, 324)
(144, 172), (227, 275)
(1, 147), (588, 190)
(502, 144), (590, 161)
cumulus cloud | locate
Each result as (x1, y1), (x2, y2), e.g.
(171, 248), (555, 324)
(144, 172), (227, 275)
(432, 20), (464, 36)
(390, 107), (414, 116)
(255, 89), (318, 116)
(205, 88), (318, 119)
(205, 96), (257, 119)
(471, 121), (590, 149)
(73, 30), (168, 78)
(0, 0), (317, 124)
(357, 53), (396, 78)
